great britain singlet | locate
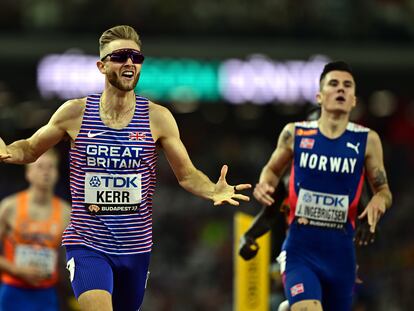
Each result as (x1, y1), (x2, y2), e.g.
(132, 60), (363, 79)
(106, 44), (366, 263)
(62, 94), (157, 255)
(287, 121), (369, 231)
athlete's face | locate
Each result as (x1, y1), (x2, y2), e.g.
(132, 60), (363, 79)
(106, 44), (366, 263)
(316, 71), (356, 114)
(26, 153), (59, 191)
(98, 39), (142, 92)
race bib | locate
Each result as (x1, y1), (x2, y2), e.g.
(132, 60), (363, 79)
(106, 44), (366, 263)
(295, 188), (349, 229)
(14, 245), (57, 275)
(84, 172), (142, 214)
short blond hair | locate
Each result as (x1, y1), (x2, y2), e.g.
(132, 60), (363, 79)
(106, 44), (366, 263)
(99, 25), (141, 53)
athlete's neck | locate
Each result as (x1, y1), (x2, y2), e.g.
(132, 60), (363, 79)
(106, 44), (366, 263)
(27, 187), (53, 206)
(318, 111), (349, 139)
(100, 90), (136, 129)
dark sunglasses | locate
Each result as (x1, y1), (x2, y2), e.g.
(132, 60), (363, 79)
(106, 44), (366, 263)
(101, 49), (145, 64)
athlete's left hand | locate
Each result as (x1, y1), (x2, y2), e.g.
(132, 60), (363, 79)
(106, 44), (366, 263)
(358, 195), (386, 233)
(212, 165), (251, 206)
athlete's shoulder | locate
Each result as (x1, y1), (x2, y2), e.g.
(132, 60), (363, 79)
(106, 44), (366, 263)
(148, 101), (174, 122)
(0, 193), (20, 220)
(346, 122), (370, 133)
(53, 97), (86, 121)
(149, 101), (171, 114)
(0, 193), (18, 208)
(366, 129), (381, 146)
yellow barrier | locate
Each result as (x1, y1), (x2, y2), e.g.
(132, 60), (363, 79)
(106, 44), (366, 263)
(234, 212), (270, 311)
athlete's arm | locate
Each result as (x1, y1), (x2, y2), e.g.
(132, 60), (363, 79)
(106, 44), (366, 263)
(359, 130), (392, 233)
(254, 123), (294, 206)
(61, 200), (72, 228)
(0, 99), (84, 164)
(149, 102), (251, 206)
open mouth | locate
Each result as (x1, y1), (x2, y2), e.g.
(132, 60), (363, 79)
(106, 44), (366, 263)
(121, 71), (134, 79)
(335, 95), (346, 102)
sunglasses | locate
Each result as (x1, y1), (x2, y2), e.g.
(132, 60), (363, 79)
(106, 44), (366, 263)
(101, 49), (145, 64)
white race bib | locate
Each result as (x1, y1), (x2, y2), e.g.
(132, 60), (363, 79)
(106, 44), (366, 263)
(84, 172), (142, 214)
(296, 188), (348, 226)
(14, 245), (57, 275)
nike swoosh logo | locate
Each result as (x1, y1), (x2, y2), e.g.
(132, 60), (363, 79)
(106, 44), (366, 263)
(87, 130), (109, 138)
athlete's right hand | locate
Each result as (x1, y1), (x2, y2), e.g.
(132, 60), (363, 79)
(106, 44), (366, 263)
(253, 182), (275, 206)
(13, 266), (49, 286)
(239, 235), (259, 261)
(0, 137), (11, 162)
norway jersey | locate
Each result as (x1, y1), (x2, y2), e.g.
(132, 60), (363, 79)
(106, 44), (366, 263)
(288, 121), (369, 230)
(62, 94), (157, 255)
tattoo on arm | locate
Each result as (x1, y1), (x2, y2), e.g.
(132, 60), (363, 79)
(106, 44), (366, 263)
(372, 168), (387, 189)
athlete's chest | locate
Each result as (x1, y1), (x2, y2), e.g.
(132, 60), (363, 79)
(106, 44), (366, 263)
(13, 212), (61, 245)
(295, 132), (364, 175)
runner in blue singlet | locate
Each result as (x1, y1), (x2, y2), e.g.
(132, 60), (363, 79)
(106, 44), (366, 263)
(252, 61), (392, 311)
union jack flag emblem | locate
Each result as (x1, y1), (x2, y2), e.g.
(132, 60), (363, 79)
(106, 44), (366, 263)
(290, 283), (304, 297)
(129, 132), (147, 141)
(299, 138), (315, 149)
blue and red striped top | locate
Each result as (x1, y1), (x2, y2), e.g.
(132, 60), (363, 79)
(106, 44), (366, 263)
(62, 94), (157, 255)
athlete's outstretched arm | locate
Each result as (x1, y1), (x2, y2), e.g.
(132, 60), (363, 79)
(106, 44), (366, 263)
(254, 123), (294, 206)
(149, 102), (251, 206)
(0, 99), (83, 164)
(359, 130), (392, 233)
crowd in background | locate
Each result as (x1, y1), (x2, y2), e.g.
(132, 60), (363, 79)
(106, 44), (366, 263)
(1, 0), (414, 41)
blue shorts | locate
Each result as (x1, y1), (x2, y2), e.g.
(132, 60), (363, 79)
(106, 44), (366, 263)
(279, 222), (356, 311)
(65, 245), (151, 311)
(0, 284), (58, 311)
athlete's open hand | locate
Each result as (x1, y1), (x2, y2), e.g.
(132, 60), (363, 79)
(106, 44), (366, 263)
(0, 137), (11, 162)
(358, 195), (386, 233)
(212, 165), (251, 206)
(253, 182), (275, 206)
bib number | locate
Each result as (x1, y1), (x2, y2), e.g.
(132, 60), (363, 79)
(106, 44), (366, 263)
(296, 188), (349, 229)
(84, 172), (142, 214)
(15, 245), (57, 275)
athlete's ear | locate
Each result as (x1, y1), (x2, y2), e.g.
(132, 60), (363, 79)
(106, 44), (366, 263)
(97, 61), (106, 74)
(316, 92), (323, 105)
(352, 95), (357, 108)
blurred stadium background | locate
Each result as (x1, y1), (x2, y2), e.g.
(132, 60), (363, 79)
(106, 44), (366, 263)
(0, 1), (413, 310)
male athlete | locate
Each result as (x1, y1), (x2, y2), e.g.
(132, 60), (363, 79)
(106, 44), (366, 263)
(0, 149), (71, 311)
(252, 61), (392, 311)
(0, 25), (250, 311)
